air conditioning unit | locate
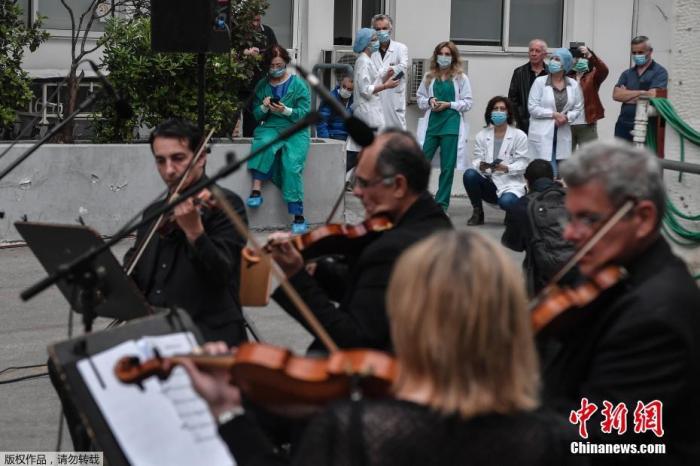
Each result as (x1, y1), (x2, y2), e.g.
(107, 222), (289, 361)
(320, 48), (358, 89)
(408, 57), (469, 104)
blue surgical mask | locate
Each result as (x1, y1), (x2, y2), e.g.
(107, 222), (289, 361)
(436, 55), (452, 69)
(573, 58), (589, 73)
(269, 66), (286, 78)
(548, 60), (562, 73)
(377, 30), (391, 44)
(369, 40), (380, 53)
(633, 54), (648, 66)
(491, 111), (508, 126)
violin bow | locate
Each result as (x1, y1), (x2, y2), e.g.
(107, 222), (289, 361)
(210, 186), (340, 353)
(124, 128), (216, 276)
(529, 199), (635, 312)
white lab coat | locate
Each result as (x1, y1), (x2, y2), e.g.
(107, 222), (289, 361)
(527, 75), (583, 160)
(347, 53), (385, 153)
(371, 40), (409, 129)
(415, 73), (473, 170)
(471, 125), (531, 197)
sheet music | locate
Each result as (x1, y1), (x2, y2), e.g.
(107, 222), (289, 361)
(77, 332), (235, 466)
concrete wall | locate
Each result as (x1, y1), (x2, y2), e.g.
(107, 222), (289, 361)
(662, 0), (700, 272)
(0, 140), (345, 243)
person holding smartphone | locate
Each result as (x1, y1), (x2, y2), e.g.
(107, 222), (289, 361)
(416, 41), (473, 211)
(463, 96), (530, 225)
(246, 44), (311, 233)
(370, 14), (409, 130)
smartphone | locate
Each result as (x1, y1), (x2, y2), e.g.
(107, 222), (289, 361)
(392, 70), (405, 81)
(270, 96), (281, 105)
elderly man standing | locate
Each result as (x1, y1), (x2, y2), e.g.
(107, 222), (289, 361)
(371, 14), (409, 130)
(508, 39), (548, 134)
(612, 35), (668, 141)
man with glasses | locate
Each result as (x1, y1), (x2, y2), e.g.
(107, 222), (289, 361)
(266, 129), (452, 352)
(538, 141), (700, 463)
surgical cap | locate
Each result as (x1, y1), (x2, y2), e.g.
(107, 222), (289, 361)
(353, 28), (375, 53)
(552, 48), (574, 73)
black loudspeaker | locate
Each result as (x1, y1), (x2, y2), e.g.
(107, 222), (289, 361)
(151, 0), (231, 53)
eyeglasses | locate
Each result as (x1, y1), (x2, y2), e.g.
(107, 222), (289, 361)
(564, 212), (605, 230)
(351, 174), (395, 189)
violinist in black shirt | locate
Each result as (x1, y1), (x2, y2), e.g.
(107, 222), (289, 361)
(265, 129), (452, 352)
(125, 118), (248, 346)
(539, 141), (700, 465)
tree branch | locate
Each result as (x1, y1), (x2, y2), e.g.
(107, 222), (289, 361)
(59, 0), (77, 59)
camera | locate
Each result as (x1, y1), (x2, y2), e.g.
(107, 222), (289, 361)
(569, 41), (585, 58)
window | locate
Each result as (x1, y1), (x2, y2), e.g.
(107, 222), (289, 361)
(333, 0), (353, 45)
(450, 0), (563, 49)
(508, 0), (563, 47)
(361, 0), (384, 28)
(39, 0), (106, 31)
(264, 0), (293, 49)
(333, 0), (385, 47)
(451, 0), (502, 45)
(18, 0), (30, 26)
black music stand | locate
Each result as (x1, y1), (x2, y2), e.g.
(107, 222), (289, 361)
(15, 222), (151, 331)
(48, 308), (203, 465)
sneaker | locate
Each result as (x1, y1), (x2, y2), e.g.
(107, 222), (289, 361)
(291, 220), (308, 234)
(246, 195), (263, 208)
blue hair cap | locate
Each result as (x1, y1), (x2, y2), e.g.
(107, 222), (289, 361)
(552, 48), (574, 73)
(353, 28), (375, 53)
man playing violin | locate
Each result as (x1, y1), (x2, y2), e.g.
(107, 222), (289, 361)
(125, 118), (249, 346)
(540, 141), (700, 464)
(267, 129), (452, 352)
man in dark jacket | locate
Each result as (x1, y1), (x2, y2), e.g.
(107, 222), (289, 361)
(268, 129), (453, 352)
(508, 38), (548, 134)
(126, 118), (248, 346)
(241, 14), (278, 137)
(502, 159), (573, 294)
(539, 141), (700, 465)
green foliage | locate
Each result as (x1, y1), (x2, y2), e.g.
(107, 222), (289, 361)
(0, 1), (49, 134)
(93, 0), (269, 142)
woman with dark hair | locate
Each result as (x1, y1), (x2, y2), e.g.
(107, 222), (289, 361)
(416, 41), (473, 211)
(246, 44), (311, 233)
(463, 96), (530, 225)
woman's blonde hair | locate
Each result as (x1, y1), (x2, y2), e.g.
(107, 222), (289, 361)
(426, 41), (463, 85)
(387, 230), (539, 418)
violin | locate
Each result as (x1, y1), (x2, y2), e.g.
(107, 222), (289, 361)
(530, 265), (627, 332)
(114, 342), (397, 407)
(156, 190), (218, 237)
(242, 215), (394, 264)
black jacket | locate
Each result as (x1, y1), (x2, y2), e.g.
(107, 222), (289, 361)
(539, 238), (700, 465)
(125, 182), (247, 345)
(508, 62), (548, 134)
(272, 192), (452, 352)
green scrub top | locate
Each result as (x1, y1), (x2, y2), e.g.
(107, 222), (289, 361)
(427, 79), (460, 136)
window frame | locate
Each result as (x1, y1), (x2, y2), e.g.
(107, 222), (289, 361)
(451, 0), (568, 54)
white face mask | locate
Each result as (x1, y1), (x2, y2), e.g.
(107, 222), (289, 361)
(339, 88), (352, 99)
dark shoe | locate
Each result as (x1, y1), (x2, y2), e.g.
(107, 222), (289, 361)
(467, 206), (484, 226)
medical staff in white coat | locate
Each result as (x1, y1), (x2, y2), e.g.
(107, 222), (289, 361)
(347, 28), (399, 155)
(416, 41), (472, 210)
(463, 96), (530, 225)
(527, 48), (583, 177)
(370, 14), (409, 130)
